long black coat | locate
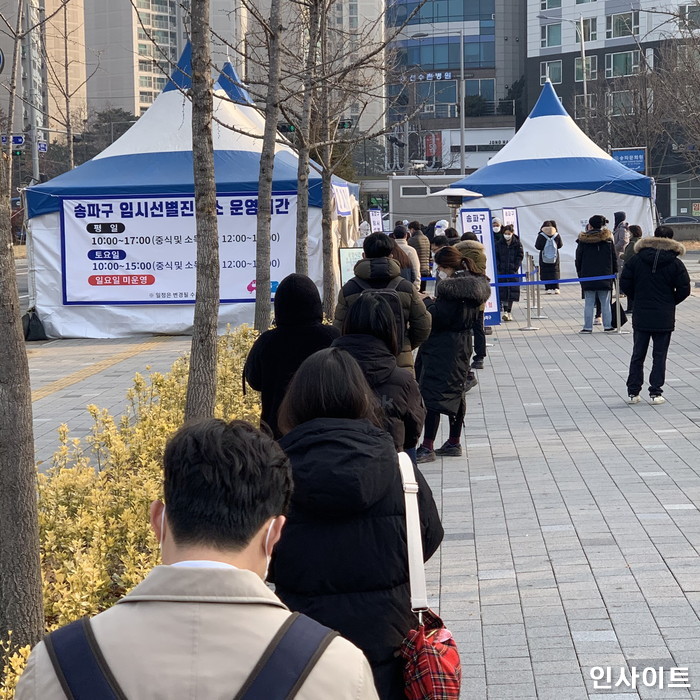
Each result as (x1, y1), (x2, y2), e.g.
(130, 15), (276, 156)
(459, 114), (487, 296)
(332, 334), (426, 450)
(271, 417), (443, 699)
(575, 228), (618, 291)
(244, 274), (339, 437)
(495, 236), (524, 303)
(620, 236), (691, 332)
(535, 230), (563, 281)
(415, 273), (492, 415)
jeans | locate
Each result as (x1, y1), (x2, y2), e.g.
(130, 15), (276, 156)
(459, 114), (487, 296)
(423, 398), (467, 443)
(473, 311), (486, 360)
(627, 329), (672, 397)
(583, 289), (611, 330)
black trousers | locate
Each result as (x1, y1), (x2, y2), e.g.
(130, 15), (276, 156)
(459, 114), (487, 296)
(626, 329), (673, 397)
(424, 398), (467, 443)
(473, 310), (486, 360)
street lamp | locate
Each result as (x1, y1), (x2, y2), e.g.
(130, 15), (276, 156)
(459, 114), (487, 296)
(411, 29), (465, 175)
(538, 13), (588, 132)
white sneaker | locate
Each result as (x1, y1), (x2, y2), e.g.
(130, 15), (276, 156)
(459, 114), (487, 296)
(628, 395), (641, 404)
(594, 317), (602, 325)
(554, 289), (560, 295)
(650, 395), (666, 405)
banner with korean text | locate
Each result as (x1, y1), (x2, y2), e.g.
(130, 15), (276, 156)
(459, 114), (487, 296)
(460, 207), (501, 326)
(60, 193), (297, 305)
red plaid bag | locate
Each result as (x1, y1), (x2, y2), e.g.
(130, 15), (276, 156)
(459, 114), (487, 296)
(400, 610), (461, 699)
(397, 453), (461, 699)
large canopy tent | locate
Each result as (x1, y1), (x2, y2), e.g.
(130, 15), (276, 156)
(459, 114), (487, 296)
(449, 81), (655, 275)
(25, 44), (357, 338)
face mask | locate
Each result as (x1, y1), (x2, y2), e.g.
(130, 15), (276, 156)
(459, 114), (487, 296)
(437, 270), (449, 280)
(493, 226), (501, 233)
(263, 517), (277, 580)
(504, 233), (513, 241)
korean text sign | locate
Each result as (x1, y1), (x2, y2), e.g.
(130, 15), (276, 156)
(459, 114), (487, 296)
(60, 194), (296, 305)
(460, 207), (500, 325)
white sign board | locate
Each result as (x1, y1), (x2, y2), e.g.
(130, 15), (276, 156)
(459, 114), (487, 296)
(460, 207), (500, 326)
(60, 193), (297, 305)
(369, 208), (383, 233)
(339, 247), (364, 286)
(502, 207), (519, 238)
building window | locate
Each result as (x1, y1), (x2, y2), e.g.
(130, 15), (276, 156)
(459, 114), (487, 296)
(575, 94), (597, 119)
(605, 50), (640, 77)
(577, 17), (597, 42)
(540, 60), (562, 84)
(540, 0), (561, 9)
(465, 78), (495, 101)
(139, 90), (153, 104)
(679, 5), (700, 28)
(575, 55), (597, 81)
(541, 23), (561, 48)
(606, 11), (639, 38)
(139, 75), (153, 87)
(401, 186), (428, 197)
(607, 90), (634, 116)
(576, 0), (596, 3)
(138, 43), (152, 57)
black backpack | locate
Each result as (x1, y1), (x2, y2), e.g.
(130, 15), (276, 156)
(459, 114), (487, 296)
(354, 276), (407, 348)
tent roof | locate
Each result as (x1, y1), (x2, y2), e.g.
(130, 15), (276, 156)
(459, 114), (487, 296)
(26, 45), (348, 218)
(449, 81), (652, 199)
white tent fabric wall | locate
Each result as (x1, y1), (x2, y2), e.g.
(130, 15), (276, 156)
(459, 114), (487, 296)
(471, 190), (655, 279)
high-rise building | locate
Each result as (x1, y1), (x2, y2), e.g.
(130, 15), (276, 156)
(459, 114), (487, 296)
(385, 0), (526, 174)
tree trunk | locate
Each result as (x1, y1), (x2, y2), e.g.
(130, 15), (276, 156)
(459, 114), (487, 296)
(319, 4), (335, 319)
(295, 0), (320, 275)
(254, 0), (283, 331)
(64, 4), (73, 170)
(0, 150), (44, 648)
(184, 0), (219, 421)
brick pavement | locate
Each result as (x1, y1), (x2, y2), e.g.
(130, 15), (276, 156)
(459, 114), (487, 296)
(26, 260), (700, 698)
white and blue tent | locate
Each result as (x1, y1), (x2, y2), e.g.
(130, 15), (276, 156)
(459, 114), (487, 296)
(450, 81), (654, 273)
(25, 45), (358, 338)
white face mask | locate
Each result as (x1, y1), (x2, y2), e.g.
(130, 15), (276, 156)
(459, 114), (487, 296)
(493, 226), (501, 233)
(503, 233), (513, 241)
(437, 269), (449, 280)
(263, 517), (277, 580)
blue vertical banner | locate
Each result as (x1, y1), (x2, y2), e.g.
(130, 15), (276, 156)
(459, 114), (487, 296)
(460, 207), (501, 326)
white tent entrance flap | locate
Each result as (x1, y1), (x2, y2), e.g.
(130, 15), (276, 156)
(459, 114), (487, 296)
(61, 193), (296, 305)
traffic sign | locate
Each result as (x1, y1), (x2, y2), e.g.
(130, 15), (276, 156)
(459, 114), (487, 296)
(12, 135), (24, 146)
(38, 141), (47, 153)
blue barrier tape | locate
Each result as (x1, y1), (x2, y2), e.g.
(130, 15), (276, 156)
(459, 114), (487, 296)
(494, 274), (616, 288)
(497, 273), (527, 279)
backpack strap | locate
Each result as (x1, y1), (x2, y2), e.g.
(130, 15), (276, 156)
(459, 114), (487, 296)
(44, 618), (127, 700)
(353, 278), (371, 292)
(234, 612), (338, 700)
(386, 276), (403, 291)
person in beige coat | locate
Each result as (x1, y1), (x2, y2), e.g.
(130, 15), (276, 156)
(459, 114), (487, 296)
(16, 419), (379, 700)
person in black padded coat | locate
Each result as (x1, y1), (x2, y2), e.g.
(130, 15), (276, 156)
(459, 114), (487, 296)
(244, 273), (339, 438)
(332, 294), (426, 460)
(270, 347), (443, 700)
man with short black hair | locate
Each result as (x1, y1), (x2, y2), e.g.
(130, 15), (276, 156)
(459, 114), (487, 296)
(17, 419), (379, 700)
(393, 224), (421, 290)
(407, 221), (431, 292)
(621, 225), (690, 405)
(334, 232), (431, 369)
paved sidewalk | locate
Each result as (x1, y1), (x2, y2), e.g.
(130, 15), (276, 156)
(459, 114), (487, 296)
(26, 274), (700, 699)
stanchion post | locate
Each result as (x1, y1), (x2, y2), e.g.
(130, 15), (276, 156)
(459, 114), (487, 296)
(519, 253), (539, 331)
(615, 275), (630, 335)
(532, 262), (548, 320)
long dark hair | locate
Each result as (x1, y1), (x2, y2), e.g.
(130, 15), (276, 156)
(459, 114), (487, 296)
(342, 294), (399, 356)
(277, 348), (383, 434)
(542, 219), (557, 230)
(391, 241), (412, 272)
(434, 246), (483, 276)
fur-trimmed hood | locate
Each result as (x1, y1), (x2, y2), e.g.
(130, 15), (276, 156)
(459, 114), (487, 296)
(634, 236), (685, 257)
(454, 240), (484, 254)
(577, 228), (613, 244)
(437, 272), (491, 305)
(541, 226), (557, 237)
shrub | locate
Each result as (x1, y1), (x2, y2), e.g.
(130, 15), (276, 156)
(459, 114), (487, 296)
(2, 326), (261, 695)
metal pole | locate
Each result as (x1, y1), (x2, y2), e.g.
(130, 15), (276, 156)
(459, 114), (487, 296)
(26, 0), (41, 184)
(532, 262), (548, 319)
(459, 28), (465, 175)
(520, 253), (539, 331)
(579, 15), (588, 133)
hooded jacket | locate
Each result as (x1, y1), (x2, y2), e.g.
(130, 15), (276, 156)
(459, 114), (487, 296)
(575, 228), (618, 291)
(455, 239), (489, 310)
(244, 274), (339, 437)
(613, 211), (629, 257)
(332, 334), (426, 450)
(333, 257), (432, 369)
(270, 417), (443, 697)
(495, 235), (524, 303)
(416, 272), (492, 414)
(407, 230), (431, 276)
(620, 237), (691, 331)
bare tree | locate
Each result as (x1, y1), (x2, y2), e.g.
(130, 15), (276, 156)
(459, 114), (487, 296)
(184, 0), (220, 421)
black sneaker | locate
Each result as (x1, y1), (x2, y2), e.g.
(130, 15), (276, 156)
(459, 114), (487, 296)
(604, 327), (616, 332)
(471, 358), (484, 370)
(435, 441), (463, 457)
(464, 375), (478, 393)
(416, 446), (436, 463)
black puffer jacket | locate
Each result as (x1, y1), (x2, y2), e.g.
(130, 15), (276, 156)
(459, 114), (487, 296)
(620, 237), (691, 332)
(495, 236), (524, 303)
(575, 228), (618, 291)
(244, 274), (339, 437)
(271, 417), (443, 699)
(332, 334), (426, 450)
(416, 272), (492, 415)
